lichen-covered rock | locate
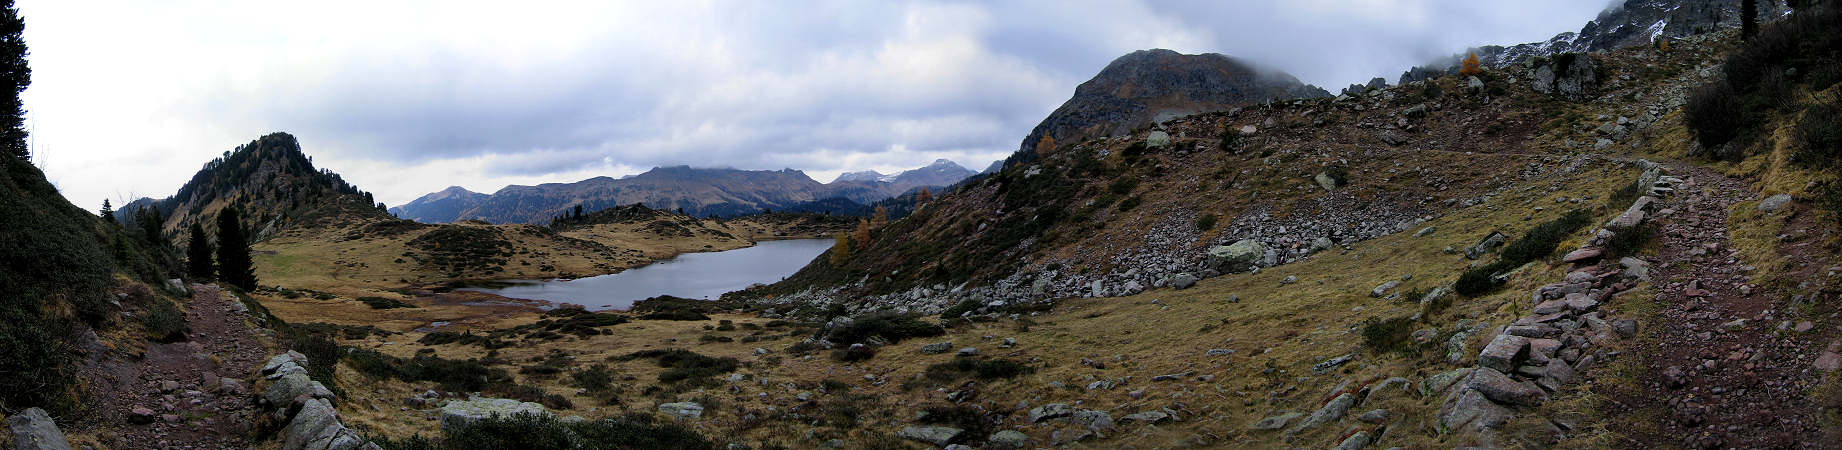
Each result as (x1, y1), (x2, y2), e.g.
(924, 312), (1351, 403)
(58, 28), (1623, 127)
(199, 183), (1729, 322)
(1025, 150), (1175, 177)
(1248, 412), (1302, 431)
(1208, 240), (1266, 273)
(1290, 392), (1355, 432)
(897, 425), (964, 446)
(658, 402), (704, 419)
(440, 398), (550, 432)
(1028, 404), (1073, 423)
(6, 407), (73, 450)
(986, 430), (1032, 449)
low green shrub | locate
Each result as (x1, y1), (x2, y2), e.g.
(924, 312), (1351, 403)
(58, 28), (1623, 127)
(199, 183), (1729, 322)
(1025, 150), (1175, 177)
(358, 296), (417, 309)
(1604, 222), (1656, 257)
(570, 364), (613, 392)
(1455, 260), (1517, 297)
(830, 344), (877, 362)
(143, 299), (190, 343)
(373, 412), (713, 450)
(618, 349), (738, 385)
(939, 299), (980, 319)
(1360, 316), (1415, 354)
(824, 313), (945, 345)
(1116, 195), (1142, 212)
(417, 331), (510, 349)
(1499, 209), (1592, 264)
(1195, 213), (1218, 232)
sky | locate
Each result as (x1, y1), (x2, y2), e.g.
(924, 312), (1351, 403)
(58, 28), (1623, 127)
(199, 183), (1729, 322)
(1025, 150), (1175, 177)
(18, 0), (1612, 207)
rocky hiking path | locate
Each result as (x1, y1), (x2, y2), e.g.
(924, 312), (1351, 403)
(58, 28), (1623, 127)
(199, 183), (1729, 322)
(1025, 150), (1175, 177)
(87, 283), (267, 449)
(1619, 162), (1831, 448)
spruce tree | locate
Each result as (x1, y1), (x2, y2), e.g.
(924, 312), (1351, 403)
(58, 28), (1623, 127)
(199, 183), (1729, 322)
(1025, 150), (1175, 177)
(1741, 0), (1758, 41)
(186, 222), (214, 281)
(99, 199), (115, 224)
(215, 207), (257, 290)
(0, 0), (27, 161)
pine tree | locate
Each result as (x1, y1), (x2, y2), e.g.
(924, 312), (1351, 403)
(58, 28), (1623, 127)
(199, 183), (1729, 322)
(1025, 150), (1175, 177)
(215, 207), (257, 290)
(829, 233), (852, 267)
(0, 0), (27, 161)
(99, 199), (115, 224)
(136, 207), (164, 244)
(187, 222), (214, 281)
(1459, 52), (1481, 76)
(1740, 0), (1758, 41)
(574, 204), (584, 219)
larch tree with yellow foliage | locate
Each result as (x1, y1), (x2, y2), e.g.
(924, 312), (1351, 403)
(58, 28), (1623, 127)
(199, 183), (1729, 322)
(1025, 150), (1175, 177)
(1459, 52), (1481, 76)
(829, 233), (851, 267)
(916, 187), (932, 204)
(854, 218), (873, 247)
(871, 205), (888, 228)
(1034, 135), (1055, 157)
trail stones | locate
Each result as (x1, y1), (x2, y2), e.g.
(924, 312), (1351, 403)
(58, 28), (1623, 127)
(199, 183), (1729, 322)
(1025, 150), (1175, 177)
(6, 407), (73, 450)
(1478, 334), (1529, 373)
(1208, 240), (1266, 273)
(1465, 232), (1507, 259)
(1249, 412), (1303, 431)
(1070, 409), (1115, 432)
(897, 426), (964, 446)
(659, 402), (704, 419)
(1561, 247), (1602, 264)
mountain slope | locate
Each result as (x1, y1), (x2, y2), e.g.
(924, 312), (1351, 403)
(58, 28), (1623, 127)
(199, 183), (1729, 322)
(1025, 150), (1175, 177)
(388, 186), (488, 223)
(118, 132), (390, 242)
(1016, 48), (1330, 160)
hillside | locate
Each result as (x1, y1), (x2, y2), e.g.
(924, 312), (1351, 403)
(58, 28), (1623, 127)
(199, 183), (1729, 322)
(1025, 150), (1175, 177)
(116, 132), (391, 244)
(1014, 48), (1331, 164)
(392, 160), (979, 224)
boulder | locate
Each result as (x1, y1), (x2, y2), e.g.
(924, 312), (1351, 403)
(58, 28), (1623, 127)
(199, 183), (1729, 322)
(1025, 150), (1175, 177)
(1465, 232), (1507, 259)
(986, 430), (1032, 449)
(1207, 240), (1266, 273)
(1315, 172), (1338, 191)
(1071, 409), (1115, 432)
(1439, 388), (1514, 432)
(1759, 194), (1793, 212)
(440, 398), (550, 432)
(127, 406), (157, 425)
(1146, 131), (1171, 148)
(6, 407), (73, 450)
(658, 402), (704, 419)
(1248, 412), (1303, 431)
(1423, 368), (1474, 396)
(1169, 273), (1198, 289)
(1468, 367), (1547, 406)
(1465, 76), (1485, 96)
(1334, 430), (1375, 450)
(1120, 410), (1173, 424)
(1561, 247), (1602, 264)
(1028, 404), (1073, 423)
(897, 425), (964, 446)
(1529, 53), (1597, 98)
(1478, 334), (1529, 373)
(1290, 392), (1355, 432)
(1377, 130), (1408, 146)
(1370, 280), (1401, 298)
(919, 342), (953, 354)
(283, 398), (363, 450)
(264, 373), (333, 407)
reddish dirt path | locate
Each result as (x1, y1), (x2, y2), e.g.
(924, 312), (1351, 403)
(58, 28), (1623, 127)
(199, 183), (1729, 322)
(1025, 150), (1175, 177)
(1619, 162), (1834, 448)
(84, 284), (269, 449)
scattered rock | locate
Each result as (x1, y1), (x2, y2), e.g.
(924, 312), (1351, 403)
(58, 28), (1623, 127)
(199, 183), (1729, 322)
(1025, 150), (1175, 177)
(659, 402), (704, 419)
(1478, 334), (1529, 373)
(956, 347), (979, 357)
(1758, 194), (1793, 212)
(1291, 392), (1355, 431)
(6, 407), (74, 450)
(1028, 404), (1073, 423)
(1466, 232), (1507, 259)
(986, 430), (1032, 449)
(919, 342), (953, 354)
(1121, 410), (1173, 424)
(897, 425), (964, 446)
(440, 398), (550, 432)
(1468, 367), (1546, 406)
(1248, 412), (1302, 431)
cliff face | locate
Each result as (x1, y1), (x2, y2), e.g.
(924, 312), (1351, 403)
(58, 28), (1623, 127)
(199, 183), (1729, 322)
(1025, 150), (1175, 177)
(1017, 49), (1330, 158)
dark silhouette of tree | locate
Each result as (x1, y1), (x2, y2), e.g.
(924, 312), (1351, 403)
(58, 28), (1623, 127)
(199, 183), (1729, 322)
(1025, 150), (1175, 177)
(1741, 0), (1758, 41)
(573, 204), (583, 219)
(215, 207), (257, 290)
(0, 0), (27, 161)
(187, 222), (214, 281)
(135, 206), (164, 245)
(99, 199), (115, 224)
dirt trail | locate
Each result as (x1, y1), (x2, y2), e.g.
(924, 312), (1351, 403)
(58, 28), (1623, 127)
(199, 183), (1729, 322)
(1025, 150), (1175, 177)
(1622, 162), (1831, 448)
(86, 284), (269, 449)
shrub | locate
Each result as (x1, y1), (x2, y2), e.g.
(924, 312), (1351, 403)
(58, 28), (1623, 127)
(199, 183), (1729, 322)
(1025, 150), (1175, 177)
(1360, 316), (1415, 354)
(571, 364), (613, 392)
(143, 299), (190, 343)
(1116, 195), (1142, 212)
(618, 349), (739, 385)
(1218, 128), (1240, 152)
(346, 347), (512, 392)
(487, 384), (573, 410)
(1455, 260), (1518, 297)
(824, 313), (945, 345)
(1108, 177), (1138, 195)
(830, 344), (877, 362)
(1604, 222), (1656, 257)
(924, 357), (1033, 382)
(919, 405), (996, 444)
(1685, 79), (1746, 153)
(1499, 209), (1592, 264)
(1195, 213), (1218, 231)
(382, 412), (714, 450)
(1324, 165), (1350, 187)
(1794, 100), (1842, 170)
(358, 296), (417, 309)
(418, 331), (510, 349)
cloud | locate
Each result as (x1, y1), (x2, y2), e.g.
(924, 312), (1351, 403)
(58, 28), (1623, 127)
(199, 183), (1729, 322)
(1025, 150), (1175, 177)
(19, 0), (1609, 206)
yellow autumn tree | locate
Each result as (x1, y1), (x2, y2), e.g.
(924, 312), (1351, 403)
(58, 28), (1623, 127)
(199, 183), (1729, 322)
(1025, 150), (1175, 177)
(1034, 135), (1056, 157)
(1459, 52), (1481, 76)
(829, 233), (852, 267)
(916, 187), (932, 204)
(871, 205), (888, 228)
(854, 218), (873, 247)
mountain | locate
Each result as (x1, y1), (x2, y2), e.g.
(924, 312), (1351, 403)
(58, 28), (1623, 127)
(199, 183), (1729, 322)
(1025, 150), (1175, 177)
(117, 132), (390, 241)
(388, 186), (487, 223)
(831, 170), (887, 183)
(400, 160), (981, 224)
(1399, 0), (1794, 83)
(1015, 49), (1330, 161)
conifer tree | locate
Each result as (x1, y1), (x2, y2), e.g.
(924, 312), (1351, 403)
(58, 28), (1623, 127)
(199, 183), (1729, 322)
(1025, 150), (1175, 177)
(871, 205), (888, 228)
(854, 218), (872, 247)
(1741, 0), (1758, 41)
(0, 0), (27, 161)
(186, 222), (214, 280)
(916, 187), (932, 204)
(215, 207), (257, 290)
(99, 199), (115, 224)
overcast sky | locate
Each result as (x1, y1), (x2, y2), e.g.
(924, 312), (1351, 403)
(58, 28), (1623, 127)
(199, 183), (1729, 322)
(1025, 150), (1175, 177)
(19, 0), (1611, 207)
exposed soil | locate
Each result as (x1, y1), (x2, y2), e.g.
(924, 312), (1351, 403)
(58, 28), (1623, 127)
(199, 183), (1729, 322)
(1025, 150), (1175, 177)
(81, 284), (269, 449)
(1616, 162), (1835, 448)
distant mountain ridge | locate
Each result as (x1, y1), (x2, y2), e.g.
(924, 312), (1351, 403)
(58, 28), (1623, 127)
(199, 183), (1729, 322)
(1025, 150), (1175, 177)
(1398, 0), (1792, 84)
(1014, 48), (1330, 162)
(391, 159), (978, 224)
